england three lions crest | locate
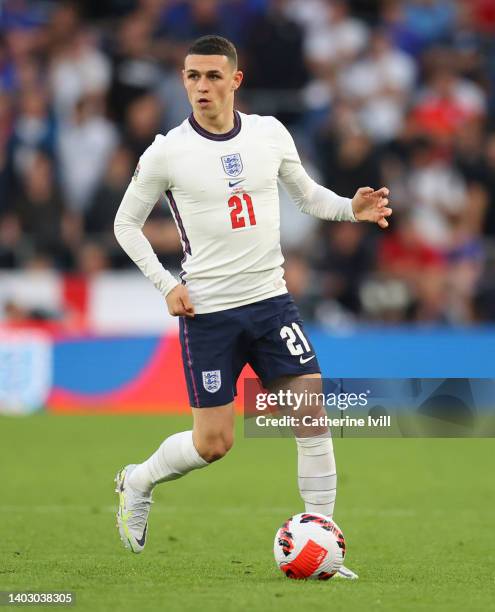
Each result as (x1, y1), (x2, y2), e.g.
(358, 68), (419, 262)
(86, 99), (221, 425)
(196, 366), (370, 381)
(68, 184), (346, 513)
(202, 370), (222, 393)
(221, 153), (243, 177)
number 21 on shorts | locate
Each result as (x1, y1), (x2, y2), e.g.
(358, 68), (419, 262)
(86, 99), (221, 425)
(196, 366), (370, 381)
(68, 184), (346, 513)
(228, 193), (256, 230)
(280, 322), (311, 356)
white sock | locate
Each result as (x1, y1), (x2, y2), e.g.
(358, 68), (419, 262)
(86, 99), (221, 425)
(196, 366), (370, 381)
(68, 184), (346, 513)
(296, 433), (337, 518)
(128, 430), (208, 495)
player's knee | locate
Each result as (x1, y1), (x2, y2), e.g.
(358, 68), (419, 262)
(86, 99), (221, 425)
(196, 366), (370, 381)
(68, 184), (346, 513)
(196, 432), (234, 463)
(200, 442), (230, 463)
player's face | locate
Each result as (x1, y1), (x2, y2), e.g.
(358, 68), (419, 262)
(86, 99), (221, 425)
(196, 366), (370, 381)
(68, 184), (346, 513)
(183, 54), (243, 119)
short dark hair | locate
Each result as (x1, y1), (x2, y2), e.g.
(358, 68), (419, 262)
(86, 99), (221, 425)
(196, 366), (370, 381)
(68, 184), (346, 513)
(187, 35), (237, 68)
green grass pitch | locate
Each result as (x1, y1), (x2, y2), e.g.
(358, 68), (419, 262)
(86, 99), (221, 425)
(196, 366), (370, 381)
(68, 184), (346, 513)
(1, 414), (494, 611)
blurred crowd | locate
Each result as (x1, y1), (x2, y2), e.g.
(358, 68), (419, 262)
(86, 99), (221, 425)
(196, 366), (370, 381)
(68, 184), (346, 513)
(1, 0), (495, 326)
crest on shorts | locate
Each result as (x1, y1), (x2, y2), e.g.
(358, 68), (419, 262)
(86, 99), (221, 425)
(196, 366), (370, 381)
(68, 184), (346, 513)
(132, 162), (140, 181)
(202, 370), (222, 393)
(221, 153), (243, 177)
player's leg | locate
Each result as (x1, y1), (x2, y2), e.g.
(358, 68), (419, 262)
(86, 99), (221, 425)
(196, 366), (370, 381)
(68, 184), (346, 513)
(267, 376), (358, 579)
(269, 374), (335, 516)
(248, 294), (358, 578)
(115, 428), (208, 551)
(124, 402), (234, 496)
(267, 373), (337, 518)
(192, 402), (235, 462)
(128, 401), (234, 492)
(116, 310), (242, 553)
(128, 397), (236, 492)
(116, 402), (234, 553)
(246, 296), (335, 516)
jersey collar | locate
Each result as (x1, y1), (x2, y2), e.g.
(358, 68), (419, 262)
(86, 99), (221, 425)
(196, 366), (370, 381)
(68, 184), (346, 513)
(188, 110), (241, 141)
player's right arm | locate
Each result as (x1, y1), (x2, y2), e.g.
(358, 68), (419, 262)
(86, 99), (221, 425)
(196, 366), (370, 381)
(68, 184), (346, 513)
(114, 135), (195, 317)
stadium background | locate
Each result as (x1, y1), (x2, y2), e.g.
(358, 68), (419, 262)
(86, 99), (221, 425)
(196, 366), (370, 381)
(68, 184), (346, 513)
(2, 0), (495, 412)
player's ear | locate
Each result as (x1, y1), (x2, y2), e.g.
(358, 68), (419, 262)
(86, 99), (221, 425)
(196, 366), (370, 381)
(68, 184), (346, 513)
(232, 70), (243, 91)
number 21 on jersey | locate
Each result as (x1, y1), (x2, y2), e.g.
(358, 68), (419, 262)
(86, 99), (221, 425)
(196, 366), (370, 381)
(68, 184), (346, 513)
(228, 193), (256, 230)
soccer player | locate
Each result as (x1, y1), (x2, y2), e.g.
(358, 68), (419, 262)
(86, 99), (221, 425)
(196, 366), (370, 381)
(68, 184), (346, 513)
(113, 35), (391, 579)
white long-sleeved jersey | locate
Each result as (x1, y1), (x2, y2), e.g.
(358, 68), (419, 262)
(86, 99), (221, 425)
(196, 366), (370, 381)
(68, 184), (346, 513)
(114, 111), (356, 314)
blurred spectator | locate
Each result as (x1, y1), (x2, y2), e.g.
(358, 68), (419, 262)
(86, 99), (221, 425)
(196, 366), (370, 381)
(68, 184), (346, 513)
(0, 34), (17, 92)
(472, 0), (495, 34)
(76, 241), (111, 276)
(0, 213), (23, 268)
(452, 119), (487, 236)
(57, 95), (118, 214)
(3, 20), (42, 69)
(244, 0), (308, 91)
(411, 52), (486, 145)
(85, 145), (135, 235)
(42, 1), (80, 51)
(381, 0), (425, 57)
(284, 251), (320, 320)
(478, 134), (495, 238)
(377, 212), (447, 322)
(313, 222), (376, 315)
(108, 12), (162, 125)
(339, 29), (416, 142)
(301, 62), (337, 137)
(48, 5), (110, 120)
(403, 0), (456, 50)
(0, 92), (13, 210)
(156, 0), (264, 47)
(453, 119), (486, 183)
(157, 65), (192, 132)
(449, 1), (487, 83)
(160, 0), (223, 41)
(122, 94), (163, 162)
(446, 216), (484, 322)
(13, 56), (43, 93)
(404, 138), (469, 249)
(379, 212), (445, 283)
(285, 0), (331, 32)
(14, 152), (64, 258)
(8, 88), (56, 182)
(302, 0), (368, 72)
(315, 129), (381, 198)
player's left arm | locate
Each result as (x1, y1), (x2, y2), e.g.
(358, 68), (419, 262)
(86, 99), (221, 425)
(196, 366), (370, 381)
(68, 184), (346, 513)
(275, 120), (392, 228)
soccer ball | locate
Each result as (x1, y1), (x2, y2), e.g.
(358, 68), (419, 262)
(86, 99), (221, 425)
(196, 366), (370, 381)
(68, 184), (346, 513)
(273, 513), (346, 580)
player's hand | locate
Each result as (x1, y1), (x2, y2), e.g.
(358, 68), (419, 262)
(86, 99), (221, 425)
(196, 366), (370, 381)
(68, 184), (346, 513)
(166, 284), (195, 318)
(351, 186), (392, 229)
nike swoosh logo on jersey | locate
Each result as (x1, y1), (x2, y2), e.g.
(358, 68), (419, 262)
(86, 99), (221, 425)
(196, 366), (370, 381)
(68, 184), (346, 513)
(299, 355), (315, 364)
(229, 178), (245, 187)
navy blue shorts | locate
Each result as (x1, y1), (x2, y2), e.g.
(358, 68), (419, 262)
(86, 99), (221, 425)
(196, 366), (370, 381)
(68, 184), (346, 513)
(179, 293), (321, 408)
